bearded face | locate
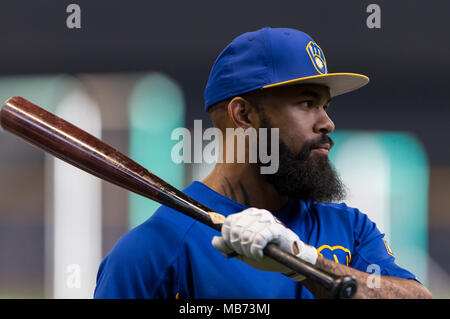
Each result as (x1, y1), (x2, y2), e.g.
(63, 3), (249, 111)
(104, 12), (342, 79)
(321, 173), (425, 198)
(258, 114), (347, 203)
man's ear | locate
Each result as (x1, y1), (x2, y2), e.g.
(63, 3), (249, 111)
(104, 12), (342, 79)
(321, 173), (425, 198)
(227, 97), (259, 129)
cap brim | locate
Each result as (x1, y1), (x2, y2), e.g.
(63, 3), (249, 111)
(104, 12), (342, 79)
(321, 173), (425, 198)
(262, 73), (370, 97)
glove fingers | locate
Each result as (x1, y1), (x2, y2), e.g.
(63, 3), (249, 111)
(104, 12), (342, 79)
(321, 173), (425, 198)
(229, 214), (259, 255)
(221, 213), (238, 252)
(228, 209), (281, 260)
(230, 208), (272, 257)
(249, 226), (274, 260)
(240, 219), (268, 258)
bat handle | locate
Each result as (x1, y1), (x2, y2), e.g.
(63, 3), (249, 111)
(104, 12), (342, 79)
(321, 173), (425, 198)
(263, 243), (357, 299)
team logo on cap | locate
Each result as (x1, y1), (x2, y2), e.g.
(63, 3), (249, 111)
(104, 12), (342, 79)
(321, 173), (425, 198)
(306, 41), (327, 74)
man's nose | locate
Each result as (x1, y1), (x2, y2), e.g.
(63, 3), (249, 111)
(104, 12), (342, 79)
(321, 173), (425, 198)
(313, 110), (335, 134)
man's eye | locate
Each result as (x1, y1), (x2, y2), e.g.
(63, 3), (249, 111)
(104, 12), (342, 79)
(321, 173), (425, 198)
(297, 100), (313, 107)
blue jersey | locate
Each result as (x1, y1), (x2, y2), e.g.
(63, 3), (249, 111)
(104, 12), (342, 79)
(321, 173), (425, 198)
(94, 181), (417, 299)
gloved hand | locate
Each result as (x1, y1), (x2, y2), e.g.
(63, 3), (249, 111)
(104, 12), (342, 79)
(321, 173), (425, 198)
(212, 207), (318, 282)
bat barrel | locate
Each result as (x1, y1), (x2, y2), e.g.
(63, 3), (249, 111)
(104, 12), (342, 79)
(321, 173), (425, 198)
(0, 96), (222, 228)
(1, 97), (159, 199)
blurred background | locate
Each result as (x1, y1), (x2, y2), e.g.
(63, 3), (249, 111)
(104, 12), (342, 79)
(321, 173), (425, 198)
(0, 0), (448, 298)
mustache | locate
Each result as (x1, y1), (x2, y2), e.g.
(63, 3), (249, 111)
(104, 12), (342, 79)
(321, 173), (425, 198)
(295, 135), (334, 159)
(308, 135), (334, 150)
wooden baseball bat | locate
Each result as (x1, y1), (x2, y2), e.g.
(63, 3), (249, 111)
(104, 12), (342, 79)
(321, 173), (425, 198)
(0, 96), (357, 299)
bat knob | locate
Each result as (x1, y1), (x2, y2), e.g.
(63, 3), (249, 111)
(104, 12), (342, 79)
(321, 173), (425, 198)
(334, 276), (358, 299)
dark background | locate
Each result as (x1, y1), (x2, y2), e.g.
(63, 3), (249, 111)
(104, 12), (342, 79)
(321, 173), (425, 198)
(0, 0), (448, 166)
(0, 0), (448, 297)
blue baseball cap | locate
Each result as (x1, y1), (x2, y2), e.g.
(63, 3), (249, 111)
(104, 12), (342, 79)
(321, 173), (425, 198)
(204, 27), (369, 111)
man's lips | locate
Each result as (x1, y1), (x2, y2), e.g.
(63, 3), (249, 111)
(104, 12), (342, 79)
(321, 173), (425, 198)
(314, 143), (331, 151)
(310, 143), (331, 155)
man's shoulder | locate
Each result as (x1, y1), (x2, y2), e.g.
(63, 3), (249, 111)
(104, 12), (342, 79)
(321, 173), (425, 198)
(308, 201), (370, 225)
(310, 201), (358, 214)
(111, 205), (198, 258)
(106, 181), (220, 261)
(309, 201), (377, 234)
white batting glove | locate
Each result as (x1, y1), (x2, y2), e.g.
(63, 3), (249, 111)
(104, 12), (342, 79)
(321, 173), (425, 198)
(212, 207), (318, 282)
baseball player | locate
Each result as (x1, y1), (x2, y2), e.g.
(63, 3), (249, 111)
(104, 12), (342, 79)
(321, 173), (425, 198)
(94, 27), (432, 298)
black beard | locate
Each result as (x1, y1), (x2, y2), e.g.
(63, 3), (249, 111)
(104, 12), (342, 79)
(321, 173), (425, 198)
(257, 117), (347, 203)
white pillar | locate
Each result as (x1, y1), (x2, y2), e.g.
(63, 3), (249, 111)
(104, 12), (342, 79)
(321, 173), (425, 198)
(51, 90), (102, 298)
(334, 134), (391, 239)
